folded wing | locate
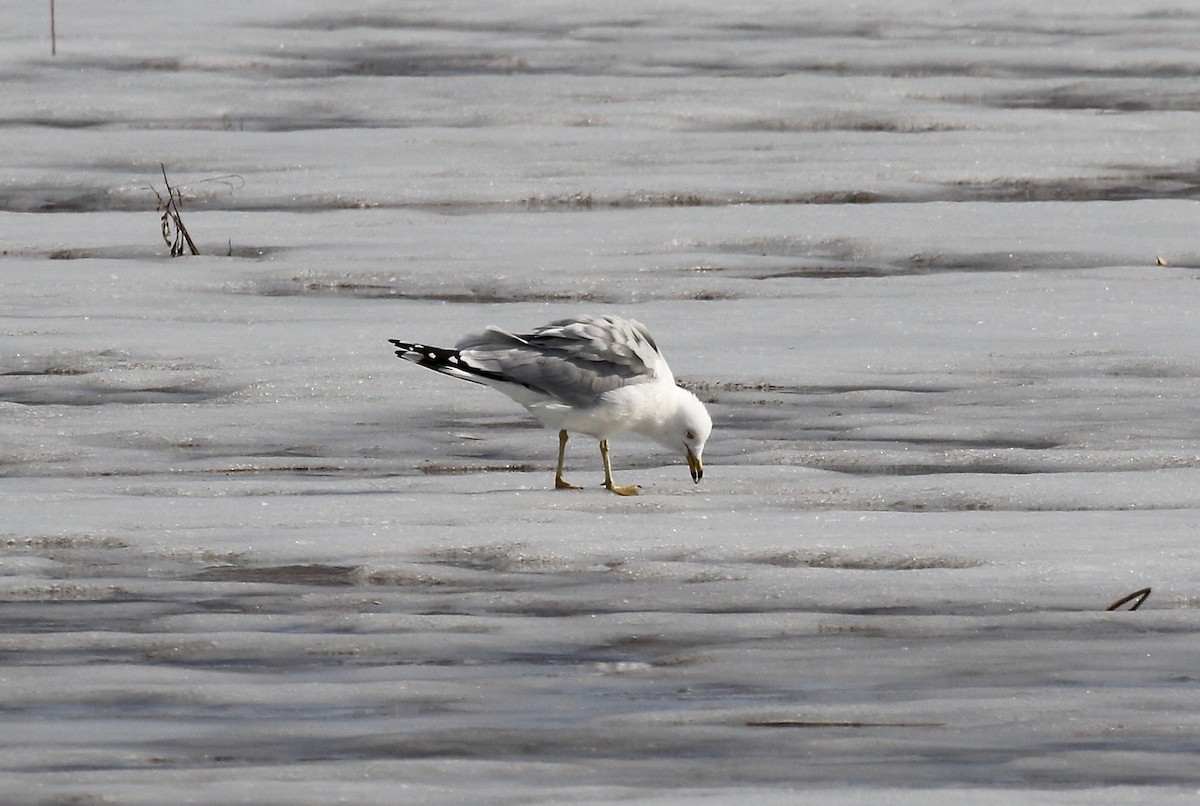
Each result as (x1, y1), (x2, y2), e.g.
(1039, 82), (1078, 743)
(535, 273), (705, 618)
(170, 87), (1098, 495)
(455, 315), (668, 407)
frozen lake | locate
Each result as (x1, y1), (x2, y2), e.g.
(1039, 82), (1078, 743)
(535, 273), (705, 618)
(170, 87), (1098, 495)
(4, 1), (1200, 802)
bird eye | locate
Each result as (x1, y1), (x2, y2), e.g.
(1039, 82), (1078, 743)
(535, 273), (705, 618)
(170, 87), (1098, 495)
(685, 430), (695, 440)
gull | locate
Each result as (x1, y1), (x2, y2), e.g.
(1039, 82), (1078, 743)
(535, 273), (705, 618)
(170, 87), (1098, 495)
(388, 314), (711, 495)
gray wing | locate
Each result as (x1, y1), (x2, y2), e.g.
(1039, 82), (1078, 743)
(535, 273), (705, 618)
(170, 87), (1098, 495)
(455, 315), (666, 407)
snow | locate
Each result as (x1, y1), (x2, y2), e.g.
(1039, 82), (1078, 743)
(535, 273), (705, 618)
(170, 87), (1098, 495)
(3, 0), (1200, 803)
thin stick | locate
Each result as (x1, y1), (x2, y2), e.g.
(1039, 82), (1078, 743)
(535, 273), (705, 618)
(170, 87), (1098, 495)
(146, 167), (242, 257)
(150, 164), (200, 257)
(50, 0), (57, 56)
(1104, 587), (1151, 612)
(167, 165), (201, 256)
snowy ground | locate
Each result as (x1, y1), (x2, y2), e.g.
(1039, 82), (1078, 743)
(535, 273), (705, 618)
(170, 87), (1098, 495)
(4, 1), (1200, 803)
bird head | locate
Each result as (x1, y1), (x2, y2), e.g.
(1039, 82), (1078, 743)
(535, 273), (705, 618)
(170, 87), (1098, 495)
(672, 387), (712, 483)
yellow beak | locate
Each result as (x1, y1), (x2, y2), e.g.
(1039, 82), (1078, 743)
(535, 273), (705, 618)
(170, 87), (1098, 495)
(686, 447), (703, 483)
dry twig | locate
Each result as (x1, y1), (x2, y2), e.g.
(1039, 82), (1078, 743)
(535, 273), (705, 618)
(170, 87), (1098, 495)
(1104, 587), (1151, 612)
(146, 166), (245, 257)
(149, 164), (200, 257)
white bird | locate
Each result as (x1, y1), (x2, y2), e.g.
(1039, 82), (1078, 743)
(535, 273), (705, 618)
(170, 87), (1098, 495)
(388, 314), (711, 495)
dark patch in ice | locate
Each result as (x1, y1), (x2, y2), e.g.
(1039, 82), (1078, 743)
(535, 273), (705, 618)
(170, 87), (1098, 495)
(898, 251), (1117, 273)
(419, 462), (539, 476)
(0, 380), (233, 407)
(250, 277), (618, 304)
(836, 434), (1065, 452)
(240, 275), (734, 304)
(746, 719), (945, 728)
(701, 378), (1124, 481)
(188, 564), (359, 586)
(9, 172), (1199, 216)
(981, 85), (1200, 112)
(524, 191), (705, 210)
(0, 116), (112, 129)
(693, 380), (955, 397)
(59, 45), (547, 80)
(811, 457), (1055, 479)
(5, 534), (133, 552)
(0, 187), (119, 213)
(0, 114), (384, 133)
(884, 498), (997, 512)
(750, 550), (985, 571)
(703, 116), (964, 134)
(1101, 359), (1193, 379)
(45, 245), (164, 261)
(948, 174), (1200, 204)
(0, 186), (858, 216)
(701, 239), (1129, 278)
(1, 600), (167, 636)
(1, 352), (231, 408)
(427, 543), (575, 574)
(273, 12), (575, 35)
(488, 646), (649, 669)
(0, 366), (90, 378)
(39, 244), (285, 261)
(270, 50), (538, 79)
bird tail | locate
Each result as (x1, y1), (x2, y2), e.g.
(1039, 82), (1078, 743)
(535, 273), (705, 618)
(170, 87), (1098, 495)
(388, 339), (490, 385)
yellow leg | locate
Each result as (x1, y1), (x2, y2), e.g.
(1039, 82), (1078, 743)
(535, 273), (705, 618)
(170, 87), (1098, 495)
(554, 430), (582, 490)
(599, 439), (639, 496)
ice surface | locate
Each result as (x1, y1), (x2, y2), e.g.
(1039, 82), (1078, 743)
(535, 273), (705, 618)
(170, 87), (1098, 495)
(3, 0), (1200, 803)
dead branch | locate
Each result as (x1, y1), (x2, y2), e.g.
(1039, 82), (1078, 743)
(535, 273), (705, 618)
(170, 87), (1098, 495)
(148, 164), (200, 257)
(1104, 587), (1151, 612)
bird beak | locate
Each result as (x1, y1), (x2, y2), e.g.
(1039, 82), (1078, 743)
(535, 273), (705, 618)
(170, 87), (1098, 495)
(686, 447), (703, 483)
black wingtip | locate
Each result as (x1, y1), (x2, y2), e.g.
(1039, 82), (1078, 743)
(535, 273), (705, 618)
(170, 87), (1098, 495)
(389, 342), (465, 371)
(388, 340), (426, 359)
